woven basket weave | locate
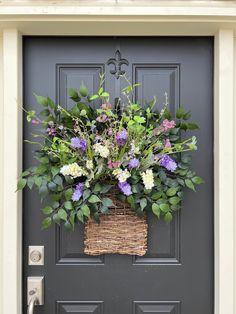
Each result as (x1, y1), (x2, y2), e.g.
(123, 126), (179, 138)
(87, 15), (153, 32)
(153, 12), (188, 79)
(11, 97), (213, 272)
(84, 188), (148, 256)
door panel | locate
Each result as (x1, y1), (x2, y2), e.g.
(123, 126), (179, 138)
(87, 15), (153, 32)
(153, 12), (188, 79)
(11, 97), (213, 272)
(23, 37), (213, 314)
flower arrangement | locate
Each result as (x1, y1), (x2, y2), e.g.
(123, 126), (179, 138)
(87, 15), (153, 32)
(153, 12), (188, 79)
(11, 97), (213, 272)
(18, 75), (203, 230)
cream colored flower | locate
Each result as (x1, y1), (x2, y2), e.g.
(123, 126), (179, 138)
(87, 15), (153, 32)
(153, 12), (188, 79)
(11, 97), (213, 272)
(93, 143), (110, 158)
(60, 163), (87, 178)
(86, 160), (93, 170)
(118, 169), (131, 183)
(112, 168), (122, 178)
(141, 169), (154, 190)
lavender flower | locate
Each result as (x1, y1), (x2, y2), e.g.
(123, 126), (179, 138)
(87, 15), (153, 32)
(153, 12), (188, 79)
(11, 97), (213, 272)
(71, 137), (87, 151)
(32, 119), (40, 125)
(128, 158), (140, 169)
(158, 154), (177, 172)
(47, 127), (56, 136)
(115, 129), (128, 146)
(118, 181), (132, 196)
(72, 183), (84, 202)
(96, 114), (108, 123)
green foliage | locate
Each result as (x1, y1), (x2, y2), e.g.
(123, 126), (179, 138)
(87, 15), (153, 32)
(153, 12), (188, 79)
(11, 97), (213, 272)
(18, 77), (203, 230)
(17, 178), (27, 191)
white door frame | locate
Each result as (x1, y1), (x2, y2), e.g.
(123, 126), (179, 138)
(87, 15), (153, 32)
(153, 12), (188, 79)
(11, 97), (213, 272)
(0, 3), (235, 314)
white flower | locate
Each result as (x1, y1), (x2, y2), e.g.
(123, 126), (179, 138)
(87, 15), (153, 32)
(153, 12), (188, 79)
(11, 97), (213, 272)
(60, 163), (87, 178)
(86, 160), (93, 170)
(129, 141), (140, 156)
(93, 143), (110, 158)
(112, 168), (122, 178)
(118, 169), (131, 183)
(141, 169), (154, 190)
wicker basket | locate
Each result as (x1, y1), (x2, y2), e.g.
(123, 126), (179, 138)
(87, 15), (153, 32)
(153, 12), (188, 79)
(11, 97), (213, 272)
(84, 188), (148, 256)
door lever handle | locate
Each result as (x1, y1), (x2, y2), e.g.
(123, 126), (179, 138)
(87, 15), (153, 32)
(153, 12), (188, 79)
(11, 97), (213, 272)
(27, 289), (39, 314)
(27, 276), (44, 313)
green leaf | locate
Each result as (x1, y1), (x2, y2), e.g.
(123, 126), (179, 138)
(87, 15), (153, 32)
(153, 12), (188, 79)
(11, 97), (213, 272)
(77, 210), (84, 223)
(52, 201), (60, 209)
(187, 123), (199, 130)
(176, 106), (185, 119)
(21, 170), (30, 177)
(98, 87), (104, 95)
(134, 116), (146, 124)
(160, 203), (170, 213)
(100, 206), (109, 213)
(64, 201), (73, 210)
(93, 183), (102, 193)
(102, 197), (115, 207)
(48, 182), (57, 191)
(169, 196), (181, 205)
(127, 195), (135, 208)
(51, 166), (60, 177)
(39, 184), (48, 198)
(34, 94), (48, 106)
(47, 97), (56, 109)
(51, 193), (62, 201)
(41, 217), (52, 229)
(152, 203), (161, 219)
(64, 221), (72, 231)
(67, 88), (79, 99)
(89, 94), (99, 101)
(192, 176), (204, 185)
(140, 198), (147, 211)
(17, 178), (27, 191)
(101, 92), (109, 97)
(81, 204), (90, 217)
(164, 212), (173, 223)
(69, 212), (76, 228)
(185, 179), (195, 191)
(83, 189), (91, 201)
(26, 110), (36, 122)
(53, 213), (60, 224)
(183, 111), (191, 120)
(151, 191), (162, 201)
(80, 109), (87, 116)
(58, 208), (67, 221)
(39, 109), (50, 117)
(54, 175), (63, 187)
(41, 206), (53, 215)
(132, 184), (141, 193)
(88, 195), (101, 203)
(180, 122), (188, 131)
(27, 176), (34, 189)
(166, 187), (177, 197)
(65, 188), (73, 201)
(79, 83), (88, 97)
(100, 185), (112, 194)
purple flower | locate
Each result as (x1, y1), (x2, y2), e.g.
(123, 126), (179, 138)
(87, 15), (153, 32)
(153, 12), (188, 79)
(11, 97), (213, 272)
(118, 181), (132, 196)
(115, 129), (128, 146)
(96, 114), (108, 123)
(158, 154), (177, 172)
(72, 183), (84, 202)
(47, 127), (56, 136)
(71, 137), (87, 151)
(32, 119), (40, 125)
(128, 158), (140, 169)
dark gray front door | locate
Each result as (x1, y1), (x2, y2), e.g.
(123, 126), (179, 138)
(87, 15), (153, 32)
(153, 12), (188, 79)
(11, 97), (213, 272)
(23, 37), (213, 314)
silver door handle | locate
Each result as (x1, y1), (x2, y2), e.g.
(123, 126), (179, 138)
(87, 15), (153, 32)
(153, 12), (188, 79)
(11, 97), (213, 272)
(27, 289), (39, 314)
(27, 277), (44, 313)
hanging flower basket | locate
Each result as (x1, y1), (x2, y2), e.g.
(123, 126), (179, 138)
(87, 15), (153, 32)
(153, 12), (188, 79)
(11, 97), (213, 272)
(84, 188), (147, 256)
(17, 78), (204, 256)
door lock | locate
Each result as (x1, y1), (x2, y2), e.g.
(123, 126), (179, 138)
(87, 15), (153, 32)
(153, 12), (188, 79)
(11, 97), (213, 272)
(28, 246), (44, 265)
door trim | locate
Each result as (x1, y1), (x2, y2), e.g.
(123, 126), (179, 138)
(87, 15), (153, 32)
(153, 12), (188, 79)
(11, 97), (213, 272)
(0, 21), (235, 314)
